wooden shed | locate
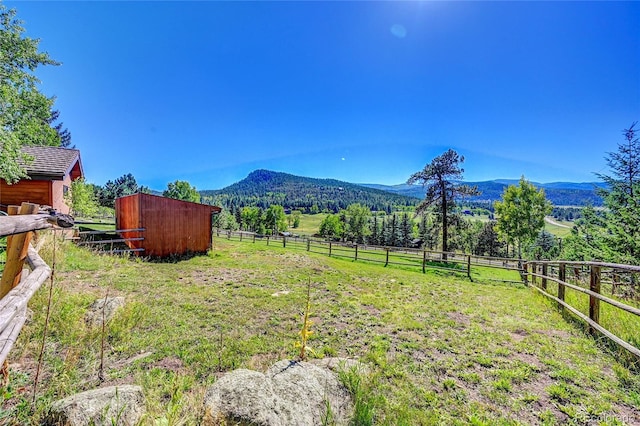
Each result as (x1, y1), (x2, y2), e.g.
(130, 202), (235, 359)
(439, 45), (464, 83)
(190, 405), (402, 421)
(0, 146), (83, 214)
(115, 193), (221, 257)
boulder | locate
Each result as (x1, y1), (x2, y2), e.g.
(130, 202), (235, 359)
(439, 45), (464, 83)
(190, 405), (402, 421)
(85, 296), (125, 327)
(45, 385), (145, 426)
(203, 359), (357, 425)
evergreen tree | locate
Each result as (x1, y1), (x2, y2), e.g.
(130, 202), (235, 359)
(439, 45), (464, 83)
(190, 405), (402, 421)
(97, 173), (144, 208)
(596, 122), (640, 263)
(399, 213), (413, 247)
(368, 214), (381, 246)
(529, 230), (559, 260)
(475, 221), (504, 257)
(408, 149), (478, 259)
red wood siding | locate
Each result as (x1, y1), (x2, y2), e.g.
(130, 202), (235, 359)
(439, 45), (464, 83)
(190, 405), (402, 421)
(115, 193), (142, 251)
(116, 193), (221, 257)
(0, 180), (52, 210)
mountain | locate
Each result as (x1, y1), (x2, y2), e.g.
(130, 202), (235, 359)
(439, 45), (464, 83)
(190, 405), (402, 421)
(200, 169), (419, 213)
(360, 180), (606, 207)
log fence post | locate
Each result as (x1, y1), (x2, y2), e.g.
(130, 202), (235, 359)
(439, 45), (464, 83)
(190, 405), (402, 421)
(385, 248), (389, 267)
(1, 203), (39, 298)
(542, 264), (548, 290)
(531, 262), (536, 286)
(467, 255), (471, 280)
(329, 242), (332, 257)
(558, 263), (566, 311)
(422, 251), (426, 274)
(589, 265), (601, 336)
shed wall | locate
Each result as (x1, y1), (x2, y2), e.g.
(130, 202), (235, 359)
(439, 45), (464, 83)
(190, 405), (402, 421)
(115, 194), (143, 251)
(0, 180), (51, 210)
(116, 193), (219, 257)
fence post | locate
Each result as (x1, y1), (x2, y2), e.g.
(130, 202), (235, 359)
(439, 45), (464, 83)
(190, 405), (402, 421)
(531, 262), (536, 286)
(283, 236), (286, 248)
(253, 234), (256, 243)
(523, 262), (528, 285)
(307, 239), (310, 251)
(266, 236), (269, 246)
(385, 248), (389, 267)
(558, 263), (566, 311)
(422, 250), (426, 274)
(589, 265), (601, 335)
(329, 242), (332, 257)
(466, 255), (471, 280)
(0, 202), (39, 298)
(542, 264), (548, 290)
(227, 230), (231, 240)
(239, 232), (243, 242)
(354, 244), (358, 261)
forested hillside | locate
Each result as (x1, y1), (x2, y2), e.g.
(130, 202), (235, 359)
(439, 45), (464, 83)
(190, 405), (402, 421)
(362, 180), (605, 206)
(201, 169), (419, 213)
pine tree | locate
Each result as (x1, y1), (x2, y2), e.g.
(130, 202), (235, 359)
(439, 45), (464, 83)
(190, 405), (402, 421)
(408, 150), (478, 259)
(400, 213), (413, 247)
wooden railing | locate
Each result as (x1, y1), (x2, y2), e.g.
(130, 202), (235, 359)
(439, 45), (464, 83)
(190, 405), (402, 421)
(216, 229), (522, 281)
(525, 260), (640, 360)
(0, 203), (74, 367)
(75, 228), (146, 254)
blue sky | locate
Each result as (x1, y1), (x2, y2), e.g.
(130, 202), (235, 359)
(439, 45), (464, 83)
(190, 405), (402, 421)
(8, 1), (640, 190)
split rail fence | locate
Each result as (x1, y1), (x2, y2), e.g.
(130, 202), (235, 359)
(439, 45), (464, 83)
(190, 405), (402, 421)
(525, 261), (640, 360)
(0, 203), (73, 368)
(215, 229), (522, 281)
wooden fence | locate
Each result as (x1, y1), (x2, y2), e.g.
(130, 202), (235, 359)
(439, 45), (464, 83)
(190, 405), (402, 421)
(75, 228), (146, 254)
(215, 229), (522, 281)
(525, 260), (640, 360)
(0, 203), (74, 368)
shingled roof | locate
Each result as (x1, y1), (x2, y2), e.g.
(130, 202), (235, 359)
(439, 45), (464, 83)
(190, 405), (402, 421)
(20, 146), (83, 180)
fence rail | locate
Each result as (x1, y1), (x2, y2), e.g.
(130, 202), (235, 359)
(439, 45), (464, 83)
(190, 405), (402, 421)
(215, 229), (522, 281)
(0, 203), (74, 368)
(525, 261), (640, 360)
(74, 228), (146, 254)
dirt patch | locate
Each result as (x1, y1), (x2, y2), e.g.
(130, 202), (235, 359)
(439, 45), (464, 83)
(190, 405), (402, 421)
(447, 311), (471, 328)
(189, 268), (251, 285)
(511, 329), (530, 342)
(151, 356), (185, 373)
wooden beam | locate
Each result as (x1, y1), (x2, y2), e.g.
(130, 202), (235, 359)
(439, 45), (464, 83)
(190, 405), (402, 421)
(1, 203), (39, 297)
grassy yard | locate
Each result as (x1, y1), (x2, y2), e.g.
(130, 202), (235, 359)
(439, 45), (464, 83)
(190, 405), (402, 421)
(3, 236), (639, 424)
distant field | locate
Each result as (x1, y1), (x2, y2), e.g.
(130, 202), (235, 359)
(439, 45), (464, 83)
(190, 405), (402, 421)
(293, 213), (327, 236)
(6, 237), (639, 424)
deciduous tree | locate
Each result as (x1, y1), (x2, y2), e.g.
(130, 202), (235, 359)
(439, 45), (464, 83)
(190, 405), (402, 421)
(319, 214), (343, 241)
(264, 205), (287, 235)
(494, 176), (552, 259)
(65, 178), (99, 218)
(163, 180), (201, 203)
(0, 6), (66, 183)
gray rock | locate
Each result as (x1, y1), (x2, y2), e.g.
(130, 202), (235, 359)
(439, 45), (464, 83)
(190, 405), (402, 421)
(45, 385), (145, 426)
(203, 359), (354, 426)
(85, 296), (125, 327)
